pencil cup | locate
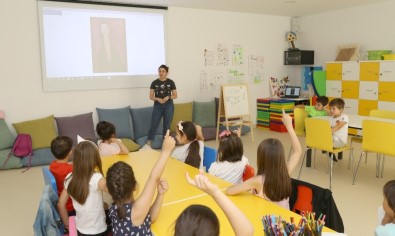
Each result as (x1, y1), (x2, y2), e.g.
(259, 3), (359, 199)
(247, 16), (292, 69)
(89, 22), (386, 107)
(303, 229), (322, 236)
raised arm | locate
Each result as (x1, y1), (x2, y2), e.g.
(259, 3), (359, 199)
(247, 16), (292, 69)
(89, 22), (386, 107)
(282, 109), (302, 174)
(131, 130), (175, 226)
(225, 175), (261, 196)
(149, 179), (168, 222)
(186, 171), (254, 236)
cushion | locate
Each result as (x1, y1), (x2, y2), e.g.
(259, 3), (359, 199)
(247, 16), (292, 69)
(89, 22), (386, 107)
(0, 119), (15, 150)
(97, 106), (134, 139)
(170, 102), (193, 133)
(201, 127), (217, 141)
(21, 148), (55, 167)
(120, 138), (140, 152)
(0, 148), (23, 170)
(13, 115), (57, 150)
(135, 135), (163, 149)
(193, 100), (216, 127)
(55, 112), (96, 146)
(130, 107), (163, 140)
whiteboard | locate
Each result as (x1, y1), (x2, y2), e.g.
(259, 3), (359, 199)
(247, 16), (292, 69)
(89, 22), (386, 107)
(222, 84), (250, 117)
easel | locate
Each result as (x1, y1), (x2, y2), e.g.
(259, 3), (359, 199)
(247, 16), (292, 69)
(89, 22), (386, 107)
(216, 84), (254, 142)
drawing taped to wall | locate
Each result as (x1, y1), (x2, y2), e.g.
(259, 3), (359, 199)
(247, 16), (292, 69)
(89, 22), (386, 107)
(228, 69), (245, 83)
(232, 44), (244, 66)
(216, 43), (229, 66)
(200, 69), (224, 93)
(249, 55), (264, 84)
(204, 49), (215, 66)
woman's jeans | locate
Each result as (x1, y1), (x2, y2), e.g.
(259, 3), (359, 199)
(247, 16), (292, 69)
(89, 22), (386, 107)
(148, 101), (174, 141)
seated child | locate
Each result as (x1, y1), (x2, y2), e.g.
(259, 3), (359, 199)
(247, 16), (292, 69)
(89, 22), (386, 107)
(226, 109), (302, 209)
(328, 98), (348, 161)
(208, 129), (249, 184)
(171, 121), (204, 169)
(376, 180), (395, 236)
(174, 171), (254, 236)
(106, 130), (175, 236)
(295, 96), (329, 117)
(96, 121), (129, 157)
(49, 136), (74, 215)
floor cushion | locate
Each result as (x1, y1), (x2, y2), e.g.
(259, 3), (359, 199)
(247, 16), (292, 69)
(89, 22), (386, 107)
(21, 148), (55, 167)
(130, 106), (163, 140)
(13, 115), (57, 150)
(170, 102), (193, 133)
(97, 106), (134, 139)
(0, 119), (14, 150)
(120, 138), (140, 152)
(0, 148), (23, 170)
(135, 135), (163, 149)
(193, 100), (216, 128)
(55, 112), (96, 145)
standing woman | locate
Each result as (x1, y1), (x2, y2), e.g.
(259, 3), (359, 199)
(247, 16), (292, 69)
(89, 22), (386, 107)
(142, 64), (177, 149)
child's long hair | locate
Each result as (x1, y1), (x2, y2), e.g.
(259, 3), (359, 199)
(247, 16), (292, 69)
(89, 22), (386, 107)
(256, 138), (291, 201)
(67, 141), (103, 205)
(217, 130), (243, 162)
(106, 161), (137, 219)
(174, 204), (219, 236)
(177, 121), (201, 168)
(383, 180), (395, 213)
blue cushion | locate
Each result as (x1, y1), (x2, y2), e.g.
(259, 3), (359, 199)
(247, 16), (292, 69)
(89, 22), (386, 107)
(96, 106), (134, 139)
(21, 148), (55, 167)
(130, 107), (162, 140)
(0, 119), (14, 150)
(0, 148), (22, 170)
(136, 135), (163, 149)
(193, 100), (216, 127)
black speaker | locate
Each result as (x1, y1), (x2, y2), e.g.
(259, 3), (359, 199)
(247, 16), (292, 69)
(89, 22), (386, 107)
(284, 50), (314, 65)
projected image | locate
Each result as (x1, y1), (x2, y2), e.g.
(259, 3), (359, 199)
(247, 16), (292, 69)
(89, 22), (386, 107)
(90, 17), (128, 73)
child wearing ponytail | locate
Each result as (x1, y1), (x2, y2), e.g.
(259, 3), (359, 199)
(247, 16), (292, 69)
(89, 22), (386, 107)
(171, 121), (205, 169)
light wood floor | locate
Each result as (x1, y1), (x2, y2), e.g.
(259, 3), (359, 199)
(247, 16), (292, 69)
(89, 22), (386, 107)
(0, 128), (393, 236)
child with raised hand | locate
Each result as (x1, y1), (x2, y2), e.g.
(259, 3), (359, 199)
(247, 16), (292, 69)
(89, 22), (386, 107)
(174, 171), (254, 236)
(171, 121), (204, 169)
(106, 130), (175, 236)
(96, 121), (129, 157)
(376, 180), (395, 235)
(226, 109), (302, 209)
(58, 139), (109, 235)
(208, 128), (249, 184)
(295, 96), (329, 117)
(49, 136), (75, 215)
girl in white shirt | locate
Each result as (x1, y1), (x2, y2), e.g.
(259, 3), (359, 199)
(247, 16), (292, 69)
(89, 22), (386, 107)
(208, 129), (248, 184)
(172, 121), (204, 169)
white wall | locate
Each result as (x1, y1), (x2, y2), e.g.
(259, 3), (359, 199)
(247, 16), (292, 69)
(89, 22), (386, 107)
(0, 0), (291, 129)
(297, 0), (395, 69)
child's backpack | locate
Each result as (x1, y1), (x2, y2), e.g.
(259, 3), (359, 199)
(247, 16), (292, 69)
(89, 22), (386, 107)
(3, 133), (33, 173)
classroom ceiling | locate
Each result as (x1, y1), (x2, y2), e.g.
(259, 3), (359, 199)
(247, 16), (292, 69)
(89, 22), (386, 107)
(97, 0), (391, 17)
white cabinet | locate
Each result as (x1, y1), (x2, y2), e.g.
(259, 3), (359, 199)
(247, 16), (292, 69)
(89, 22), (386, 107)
(359, 81), (378, 100)
(378, 101), (395, 111)
(326, 80), (341, 97)
(379, 61), (395, 82)
(343, 98), (358, 115)
(342, 61), (359, 81)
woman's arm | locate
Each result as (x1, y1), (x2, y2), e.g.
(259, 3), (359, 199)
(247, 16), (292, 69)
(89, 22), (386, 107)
(282, 109), (302, 174)
(186, 172), (254, 236)
(57, 188), (70, 229)
(163, 89), (177, 103)
(225, 175), (261, 196)
(149, 179), (168, 222)
(150, 89), (163, 103)
(131, 130), (175, 226)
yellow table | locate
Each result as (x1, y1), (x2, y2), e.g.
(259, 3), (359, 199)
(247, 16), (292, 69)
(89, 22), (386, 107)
(102, 150), (334, 235)
(101, 150), (231, 204)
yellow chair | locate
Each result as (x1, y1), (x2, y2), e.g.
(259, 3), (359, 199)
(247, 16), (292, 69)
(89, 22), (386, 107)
(350, 109), (395, 164)
(352, 120), (395, 184)
(288, 108), (307, 161)
(298, 118), (353, 190)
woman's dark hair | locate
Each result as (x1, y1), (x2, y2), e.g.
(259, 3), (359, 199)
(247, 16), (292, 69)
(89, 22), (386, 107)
(158, 64), (169, 72)
(106, 161), (137, 219)
(174, 205), (219, 236)
(96, 121), (116, 141)
(383, 180), (395, 213)
(178, 121), (201, 168)
(218, 132), (243, 163)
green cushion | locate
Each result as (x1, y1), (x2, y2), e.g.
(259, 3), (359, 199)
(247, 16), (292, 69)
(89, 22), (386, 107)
(170, 102), (193, 133)
(193, 100), (216, 127)
(120, 138), (140, 152)
(0, 119), (14, 150)
(12, 115), (57, 150)
(0, 148), (23, 169)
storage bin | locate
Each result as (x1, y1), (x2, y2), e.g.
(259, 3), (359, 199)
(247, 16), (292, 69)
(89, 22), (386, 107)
(368, 50), (392, 60)
(383, 54), (395, 60)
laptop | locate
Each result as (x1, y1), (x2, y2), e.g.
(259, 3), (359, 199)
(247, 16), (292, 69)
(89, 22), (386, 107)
(281, 86), (301, 98)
